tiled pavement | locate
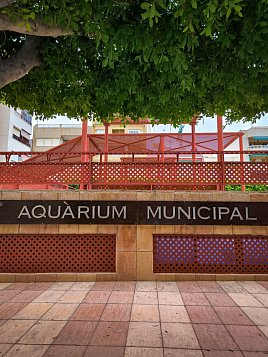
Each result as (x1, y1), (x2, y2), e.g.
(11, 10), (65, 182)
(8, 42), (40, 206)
(0, 281), (267, 356)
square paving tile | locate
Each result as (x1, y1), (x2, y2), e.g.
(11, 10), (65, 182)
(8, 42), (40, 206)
(238, 282), (268, 294)
(40, 303), (78, 321)
(25, 283), (54, 291)
(159, 305), (190, 323)
(162, 323), (200, 349)
(125, 347), (163, 357)
(217, 282), (248, 294)
(83, 291), (111, 304)
(205, 293), (237, 307)
(134, 291), (158, 305)
(4, 344), (49, 357)
(214, 306), (254, 325)
(164, 350), (203, 357)
(131, 304), (159, 322)
(0, 291), (21, 303)
(70, 282), (95, 291)
(90, 321), (129, 346)
(193, 324), (238, 350)
(114, 282), (136, 291)
(176, 282), (202, 293)
(181, 293), (210, 306)
(12, 303), (53, 320)
(187, 306), (221, 324)
(44, 345), (86, 357)
(135, 282), (157, 292)
(50, 283), (75, 291)
(58, 290), (88, 303)
(158, 292), (183, 306)
(19, 320), (66, 344)
(5, 283), (29, 291)
(202, 351), (243, 357)
(197, 281), (223, 293)
(226, 325), (268, 351)
(10, 290), (44, 303)
(71, 303), (104, 321)
(127, 322), (162, 347)
(157, 282), (178, 292)
(0, 320), (35, 343)
(108, 291), (134, 304)
(0, 303), (27, 319)
(33, 290), (66, 303)
(228, 293), (264, 307)
(241, 307), (268, 326)
(253, 294), (268, 307)
(101, 304), (131, 321)
(54, 320), (97, 345)
(91, 282), (115, 291)
(0, 344), (12, 356)
(84, 346), (125, 357)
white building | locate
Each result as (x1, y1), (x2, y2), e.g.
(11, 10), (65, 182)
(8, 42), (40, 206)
(0, 104), (32, 161)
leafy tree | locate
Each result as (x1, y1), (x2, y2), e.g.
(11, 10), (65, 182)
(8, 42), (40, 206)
(0, 0), (268, 124)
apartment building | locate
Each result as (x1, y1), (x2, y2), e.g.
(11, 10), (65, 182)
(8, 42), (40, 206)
(0, 104), (32, 161)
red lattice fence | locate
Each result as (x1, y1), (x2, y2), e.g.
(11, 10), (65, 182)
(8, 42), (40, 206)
(153, 234), (268, 274)
(0, 234), (116, 273)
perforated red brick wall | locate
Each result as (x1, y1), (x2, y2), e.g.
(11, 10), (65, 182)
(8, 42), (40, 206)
(153, 234), (268, 274)
(0, 234), (116, 273)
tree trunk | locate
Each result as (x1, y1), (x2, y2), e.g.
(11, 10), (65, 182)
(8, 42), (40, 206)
(0, 36), (43, 89)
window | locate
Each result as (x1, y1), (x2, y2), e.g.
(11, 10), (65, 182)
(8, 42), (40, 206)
(95, 129), (105, 134)
(112, 129), (125, 134)
(35, 138), (61, 146)
(128, 129), (142, 134)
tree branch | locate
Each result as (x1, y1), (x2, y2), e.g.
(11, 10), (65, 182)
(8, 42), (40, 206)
(0, 35), (43, 88)
(0, 0), (16, 8)
(0, 13), (73, 37)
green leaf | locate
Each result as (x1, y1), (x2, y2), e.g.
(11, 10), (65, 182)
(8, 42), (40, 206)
(191, 0), (197, 9)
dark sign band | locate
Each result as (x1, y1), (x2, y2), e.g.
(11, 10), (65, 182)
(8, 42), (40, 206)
(0, 201), (267, 225)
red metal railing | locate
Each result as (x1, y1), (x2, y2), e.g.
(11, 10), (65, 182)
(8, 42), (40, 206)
(0, 150), (267, 190)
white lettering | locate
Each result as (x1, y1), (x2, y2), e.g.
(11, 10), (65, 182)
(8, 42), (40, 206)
(32, 205), (46, 218)
(163, 206), (175, 219)
(97, 206), (110, 219)
(61, 205), (75, 219)
(245, 207), (257, 221)
(230, 207), (243, 220)
(218, 207), (230, 220)
(17, 205), (31, 219)
(78, 206), (90, 219)
(197, 206), (211, 220)
(177, 207), (191, 220)
(47, 205), (61, 219)
(112, 206), (127, 219)
(147, 206), (161, 219)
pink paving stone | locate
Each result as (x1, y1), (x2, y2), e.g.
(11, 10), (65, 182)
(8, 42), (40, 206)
(44, 345), (87, 357)
(187, 306), (221, 324)
(90, 321), (129, 346)
(71, 304), (105, 321)
(5, 283), (29, 291)
(242, 352), (268, 357)
(113, 282), (136, 291)
(226, 325), (268, 351)
(83, 291), (111, 304)
(257, 282), (268, 290)
(101, 304), (132, 321)
(164, 350), (202, 357)
(176, 282), (202, 293)
(0, 291), (20, 303)
(0, 344), (12, 356)
(193, 324), (238, 350)
(197, 281), (224, 293)
(214, 306), (254, 325)
(25, 282), (54, 291)
(202, 351), (243, 357)
(181, 293), (210, 306)
(84, 346), (125, 357)
(108, 291), (134, 304)
(54, 321), (97, 345)
(205, 293), (237, 307)
(9, 290), (43, 303)
(91, 282), (115, 291)
(0, 303), (27, 319)
(162, 323), (200, 349)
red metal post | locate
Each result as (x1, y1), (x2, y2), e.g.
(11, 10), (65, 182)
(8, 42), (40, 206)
(191, 119), (196, 162)
(104, 123), (109, 163)
(159, 136), (165, 162)
(217, 115), (224, 191)
(80, 118), (88, 190)
(239, 134), (245, 191)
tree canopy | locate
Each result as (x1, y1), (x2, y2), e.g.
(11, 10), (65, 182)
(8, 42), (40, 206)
(0, 0), (267, 124)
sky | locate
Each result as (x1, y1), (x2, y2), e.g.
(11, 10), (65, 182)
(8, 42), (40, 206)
(33, 113), (268, 133)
